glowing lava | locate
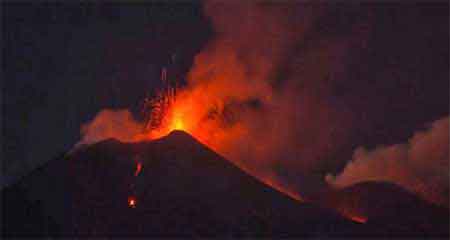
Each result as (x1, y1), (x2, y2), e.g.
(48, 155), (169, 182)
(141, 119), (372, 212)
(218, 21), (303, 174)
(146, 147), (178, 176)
(134, 162), (142, 176)
(136, 86), (305, 203)
(128, 196), (137, 208)
(348, 215), (367, 224)
(338, 207), (368, 224)
(170, 113), (185, 131)
(140, 87), (197, 142)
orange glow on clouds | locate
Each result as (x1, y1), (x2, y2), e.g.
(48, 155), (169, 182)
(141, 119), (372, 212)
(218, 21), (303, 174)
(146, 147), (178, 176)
(137, 87), (228, 152)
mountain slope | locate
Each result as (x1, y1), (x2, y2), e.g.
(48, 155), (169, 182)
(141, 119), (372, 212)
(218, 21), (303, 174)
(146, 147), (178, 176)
(314, 181), (449, 238)
(3, 131), (365, 237)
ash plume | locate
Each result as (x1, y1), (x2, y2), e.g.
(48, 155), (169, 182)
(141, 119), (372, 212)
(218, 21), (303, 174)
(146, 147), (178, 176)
(75, 2), (372, 197)
(77, 2), (362, 170)
(76, 2), (448, 204)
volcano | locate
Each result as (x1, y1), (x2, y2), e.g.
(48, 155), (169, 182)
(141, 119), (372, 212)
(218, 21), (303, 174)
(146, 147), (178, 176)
(314, 181), (450, 238)
(1, 131), (444, 237)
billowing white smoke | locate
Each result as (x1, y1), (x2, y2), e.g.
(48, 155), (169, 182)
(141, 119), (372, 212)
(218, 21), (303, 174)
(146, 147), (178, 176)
(326, 116), (449, 207)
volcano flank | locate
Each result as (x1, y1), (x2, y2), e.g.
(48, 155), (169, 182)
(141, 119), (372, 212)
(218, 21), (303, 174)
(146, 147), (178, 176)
(2, 131), (447, 237)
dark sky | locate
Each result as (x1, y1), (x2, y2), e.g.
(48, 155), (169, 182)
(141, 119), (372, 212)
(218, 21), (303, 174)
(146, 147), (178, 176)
(2, 2), (449, 187)
(318, 3), (449, 172)
(3, 2), (212, 186)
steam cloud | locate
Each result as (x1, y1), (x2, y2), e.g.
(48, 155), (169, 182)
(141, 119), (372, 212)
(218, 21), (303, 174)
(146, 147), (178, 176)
(326, 117), (449, 207)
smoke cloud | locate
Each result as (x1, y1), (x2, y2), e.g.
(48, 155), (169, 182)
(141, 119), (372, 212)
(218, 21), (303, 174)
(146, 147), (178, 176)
(180, 2), (361, 174)
(77, 2), (360, 171)
(75, 2), (448, 204)
(326, 117), (449, 207)
(76, 109), (143, 148)
(75, 2), (370, 197)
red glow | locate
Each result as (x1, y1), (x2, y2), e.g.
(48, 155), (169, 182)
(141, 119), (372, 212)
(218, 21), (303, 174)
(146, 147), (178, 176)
(134, 162), (142, 176)
(348, 215), (367, 223)
(125, 46), (306, 204)
(337, 206), (368, 224)
(132, 85), (305, 203)
(128, 196), (137, 208)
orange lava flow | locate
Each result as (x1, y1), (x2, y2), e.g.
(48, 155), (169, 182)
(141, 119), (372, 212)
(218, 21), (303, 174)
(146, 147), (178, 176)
(338, 207), (368, 224)
(134, 162), (142, 176)
(348, 215), (367, 224)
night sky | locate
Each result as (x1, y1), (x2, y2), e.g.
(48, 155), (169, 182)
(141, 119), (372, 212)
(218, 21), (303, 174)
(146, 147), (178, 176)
(2, 2), (449, 188)
(3, 2), (212, 186)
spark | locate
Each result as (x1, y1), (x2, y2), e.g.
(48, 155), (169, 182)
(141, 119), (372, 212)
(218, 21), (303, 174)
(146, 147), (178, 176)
(128, 196), (137, 208)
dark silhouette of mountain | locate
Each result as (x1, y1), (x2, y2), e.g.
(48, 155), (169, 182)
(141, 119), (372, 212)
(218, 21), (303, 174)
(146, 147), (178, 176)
(313, 181), (449, 238)
(3, 130), (370, 237)
(4, 130), (446, 238)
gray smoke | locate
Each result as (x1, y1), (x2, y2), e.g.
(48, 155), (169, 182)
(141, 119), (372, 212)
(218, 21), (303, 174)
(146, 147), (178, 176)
(326, 116), (449, 207)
